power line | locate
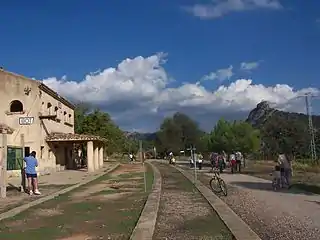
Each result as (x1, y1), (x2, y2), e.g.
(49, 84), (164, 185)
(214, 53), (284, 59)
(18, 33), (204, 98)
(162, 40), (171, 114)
(305, 93), (317, 162)
(266, 92), (319, 161)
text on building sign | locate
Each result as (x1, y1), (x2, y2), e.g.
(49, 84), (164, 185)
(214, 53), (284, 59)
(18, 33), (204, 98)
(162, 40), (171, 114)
(19, 117), (34, 125)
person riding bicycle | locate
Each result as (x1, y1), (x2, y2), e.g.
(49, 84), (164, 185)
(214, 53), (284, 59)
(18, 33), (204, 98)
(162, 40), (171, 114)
(168, 151), (174, 164)
(129, 153), (134, 162)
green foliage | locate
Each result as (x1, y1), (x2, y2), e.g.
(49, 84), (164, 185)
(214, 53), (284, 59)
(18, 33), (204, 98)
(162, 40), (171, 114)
(155, 112), (205, 154)
(74, 104), (138, 155)
(259, 114), (313, 159)
(208, 119), (261, 154)
(248, 104), (320, 160)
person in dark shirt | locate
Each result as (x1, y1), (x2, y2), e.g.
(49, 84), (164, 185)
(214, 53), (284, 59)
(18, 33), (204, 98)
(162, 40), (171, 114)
(24, 151), (41, 195)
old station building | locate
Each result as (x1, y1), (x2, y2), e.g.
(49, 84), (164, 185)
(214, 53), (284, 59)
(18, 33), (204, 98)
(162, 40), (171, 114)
(0, 69), (105, 178)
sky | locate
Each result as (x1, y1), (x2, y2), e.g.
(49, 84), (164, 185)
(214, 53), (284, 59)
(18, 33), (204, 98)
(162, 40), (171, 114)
(1, 0), (320, 132)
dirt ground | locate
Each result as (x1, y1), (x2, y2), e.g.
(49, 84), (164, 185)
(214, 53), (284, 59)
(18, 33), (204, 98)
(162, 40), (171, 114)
(0, 163), (118, 214)
(152, 162), (233, 240)
(243, 161), (320, 194)
(0, 163), (154, 240)
(179, 163), (320, 240)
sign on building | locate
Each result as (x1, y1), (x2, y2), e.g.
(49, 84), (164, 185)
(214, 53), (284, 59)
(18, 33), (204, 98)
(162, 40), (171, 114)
(19, 117), (34, 125)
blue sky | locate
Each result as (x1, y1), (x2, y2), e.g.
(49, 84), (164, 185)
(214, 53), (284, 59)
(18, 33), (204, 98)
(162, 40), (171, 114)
(1, 0), (320, 131)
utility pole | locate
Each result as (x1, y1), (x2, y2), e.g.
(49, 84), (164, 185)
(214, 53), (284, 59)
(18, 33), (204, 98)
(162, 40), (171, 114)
(187, 145), (197, 184)
(140, 140), (147, 192)
(305, 93), (317, 162)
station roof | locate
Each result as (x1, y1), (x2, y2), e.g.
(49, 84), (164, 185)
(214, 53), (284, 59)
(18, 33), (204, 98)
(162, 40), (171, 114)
(46, 132), (106, 142)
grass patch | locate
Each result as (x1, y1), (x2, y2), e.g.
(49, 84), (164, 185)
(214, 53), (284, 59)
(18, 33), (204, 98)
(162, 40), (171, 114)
(0, 184), (73, 214)
(183, 215), (234, 239)
(0, 163), (154, 239)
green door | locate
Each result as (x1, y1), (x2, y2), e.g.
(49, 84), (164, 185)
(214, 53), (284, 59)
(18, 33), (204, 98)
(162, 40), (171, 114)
(7, 147), (23, 170)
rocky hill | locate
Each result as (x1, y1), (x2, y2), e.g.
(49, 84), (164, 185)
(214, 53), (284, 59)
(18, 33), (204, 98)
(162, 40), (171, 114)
(246, 101), (320, 129)
(246, 101), (320, 158)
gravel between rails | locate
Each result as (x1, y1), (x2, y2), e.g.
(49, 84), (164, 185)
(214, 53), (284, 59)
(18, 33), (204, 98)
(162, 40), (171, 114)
(152, 162), (233, 240)
(187, 166), (320, 240)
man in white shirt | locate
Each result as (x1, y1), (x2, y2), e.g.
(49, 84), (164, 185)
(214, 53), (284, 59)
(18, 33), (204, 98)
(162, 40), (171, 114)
(129, 153), (134, 162)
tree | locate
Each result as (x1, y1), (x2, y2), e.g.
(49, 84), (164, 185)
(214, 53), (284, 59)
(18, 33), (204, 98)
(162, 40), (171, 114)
(155, 112), (205, 155)
(74, 103), (90, 134)
(208, 119), (235, 153)
(157, 117), (183, 154)
(232, 121), (260, 155)
(260, 115), (310, 158)
(208, 118), (260, 155)
(74, 104), (131, 155)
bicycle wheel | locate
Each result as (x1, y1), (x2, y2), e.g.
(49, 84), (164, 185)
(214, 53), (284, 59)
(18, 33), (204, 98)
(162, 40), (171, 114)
(219, 178), (228, 196)
(210, 177), (222, 193)
(272, 179), (278, 191)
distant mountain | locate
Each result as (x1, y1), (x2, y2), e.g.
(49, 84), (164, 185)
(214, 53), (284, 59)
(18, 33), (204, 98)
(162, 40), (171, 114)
(246, 101), (320, 129)
(124, 131), (157, 141)
(246, 101), (320, 158)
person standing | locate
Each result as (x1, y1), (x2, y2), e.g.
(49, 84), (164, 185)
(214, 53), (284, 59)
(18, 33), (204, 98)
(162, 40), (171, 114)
(277, 153), (292, 188)
(230, 153), (236, 174)
(24, 151), (41, 195)
(235, 151), (242, 173)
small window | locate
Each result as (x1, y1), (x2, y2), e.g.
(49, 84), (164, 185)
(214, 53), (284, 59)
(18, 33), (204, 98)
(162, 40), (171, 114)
(47, 103), (52, 115)
(54, 106), (58, 112)
(41, 146), (44, 159)
(48, 149), (52, 159)
(10, 100), (23, 112)
(41, 102), (45, 112)
(64, 111), (67, 121)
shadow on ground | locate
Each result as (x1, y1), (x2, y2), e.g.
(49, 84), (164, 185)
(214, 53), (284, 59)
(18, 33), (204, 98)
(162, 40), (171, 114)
(229, 181), (318, 195)
(173, 160), (320, 195)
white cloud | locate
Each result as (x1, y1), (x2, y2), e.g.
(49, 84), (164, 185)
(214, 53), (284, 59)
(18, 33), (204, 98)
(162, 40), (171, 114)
(183, 0), (283, 19)
(202, 65), (234, 81)
(42, 53), (319, 131)
(240, 61), (260, 71)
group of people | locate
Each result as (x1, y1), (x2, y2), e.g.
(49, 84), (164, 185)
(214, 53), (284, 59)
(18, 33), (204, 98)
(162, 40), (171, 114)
(210, 151), (243, 173)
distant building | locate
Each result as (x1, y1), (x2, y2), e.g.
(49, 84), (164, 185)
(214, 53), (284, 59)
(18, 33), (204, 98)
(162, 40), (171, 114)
(0, 69), (105, 177)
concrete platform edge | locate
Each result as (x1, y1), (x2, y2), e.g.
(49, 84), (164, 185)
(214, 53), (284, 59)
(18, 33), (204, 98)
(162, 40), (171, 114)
(174, 165), (262, 240)
(0, 163), (120, 221)
(130, 160), (162, 240)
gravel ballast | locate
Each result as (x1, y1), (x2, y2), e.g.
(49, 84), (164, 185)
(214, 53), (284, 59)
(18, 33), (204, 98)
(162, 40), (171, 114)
(153, 162), (233, 240)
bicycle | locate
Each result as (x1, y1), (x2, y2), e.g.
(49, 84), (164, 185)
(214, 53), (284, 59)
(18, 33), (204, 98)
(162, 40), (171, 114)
(271, 172), (289, 191)
(209, 168), (227, 196)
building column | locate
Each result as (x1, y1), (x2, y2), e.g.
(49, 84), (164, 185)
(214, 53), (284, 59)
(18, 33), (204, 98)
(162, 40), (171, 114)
(94, 144), (99, 170)
(87, 141), (94, 172)
(99, 146), (104, 168)
(0, 133), (8, 198)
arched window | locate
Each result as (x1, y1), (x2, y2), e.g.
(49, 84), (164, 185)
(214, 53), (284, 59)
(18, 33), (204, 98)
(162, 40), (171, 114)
(10, 100), (23, 112)
(47, 103), (52, 115)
